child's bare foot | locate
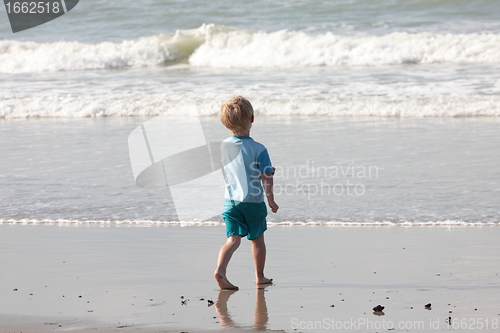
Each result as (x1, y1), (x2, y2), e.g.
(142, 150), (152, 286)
(215, 273), (239, 290)
(256, 277), (273, 285)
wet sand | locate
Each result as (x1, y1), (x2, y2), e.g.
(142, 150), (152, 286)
(1, 224), (499, 332)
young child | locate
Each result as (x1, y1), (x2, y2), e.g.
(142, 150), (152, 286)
(214, 96), (279, 290)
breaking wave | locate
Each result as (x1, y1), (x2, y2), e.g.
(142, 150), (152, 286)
(1, 24), (500, 73)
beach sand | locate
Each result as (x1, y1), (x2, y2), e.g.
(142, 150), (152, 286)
(1, 224), (499, 332)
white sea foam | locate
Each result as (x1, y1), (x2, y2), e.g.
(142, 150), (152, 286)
(1, 94), (499, 119)
(0, 25), (209, 74)
(0, 218), (497, 227)
(190, 29), (500, 68)
(1, 25), (500, 73)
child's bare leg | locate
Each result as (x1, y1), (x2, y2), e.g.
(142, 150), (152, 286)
(251, 234), (273, 285)
(214, 236), (241, 290)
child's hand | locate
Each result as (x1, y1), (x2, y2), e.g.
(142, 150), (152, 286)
(268, 200), (279, 213)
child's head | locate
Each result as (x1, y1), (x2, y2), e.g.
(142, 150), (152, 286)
(220, 96), (254, 136)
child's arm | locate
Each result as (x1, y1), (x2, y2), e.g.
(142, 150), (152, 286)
(261, 170), (279, 213)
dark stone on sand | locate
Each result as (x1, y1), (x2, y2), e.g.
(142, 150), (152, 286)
(341, 299), (344, 301)
(475, 308), (477, 311)
(207, 299), (214, 306)
(373, 305), (384, 312)
(78, 295), (82, 298)
(330, 305), (334, 307)
(180, 296), (184, 299)
(13, 288), (18, 291)
(425, 303), (431, 308)
(200, 298), (204, 301)
(386, 297), (389, 299)
(449, 310), (452, 313)
(410, 307), (413, 309)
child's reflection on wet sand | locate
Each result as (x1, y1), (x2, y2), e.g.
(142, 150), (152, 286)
(215, 287), (269, 330)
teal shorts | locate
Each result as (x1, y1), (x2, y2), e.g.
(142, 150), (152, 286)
(222, 199), (268, 240)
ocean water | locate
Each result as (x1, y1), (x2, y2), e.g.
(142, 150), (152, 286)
(1, 0), (500, 118)
(1, 117), (499, 225)
(1, 0), (499, 225)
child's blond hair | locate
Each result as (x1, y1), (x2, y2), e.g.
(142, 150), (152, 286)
(220, 96), (254, 136)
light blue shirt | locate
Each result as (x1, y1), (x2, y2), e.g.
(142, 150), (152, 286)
(220, 136), (273, 203)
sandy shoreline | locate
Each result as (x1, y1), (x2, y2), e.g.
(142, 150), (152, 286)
(1, 224), (499, 332)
